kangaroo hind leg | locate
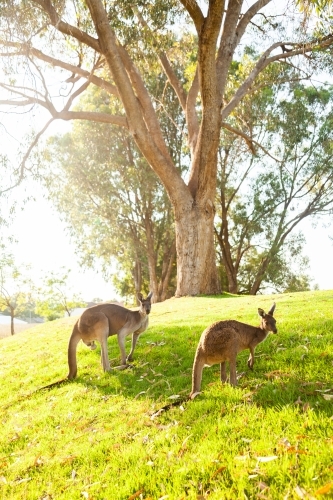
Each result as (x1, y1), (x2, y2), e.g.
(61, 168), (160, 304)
(93, 315), (111, 372)
(80, 312), (111, 372)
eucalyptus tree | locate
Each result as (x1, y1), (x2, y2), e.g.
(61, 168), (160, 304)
(215, 82), (333, 294)
(1, 1), (333, 297)
(43, 85), (178, 302)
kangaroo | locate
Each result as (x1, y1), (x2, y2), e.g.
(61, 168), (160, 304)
(190, 303), (277, 399)
(67, 292), (153, 379)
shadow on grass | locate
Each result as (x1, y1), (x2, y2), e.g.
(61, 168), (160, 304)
(66, 320), (333, 419)
(195, 293), (241, 299)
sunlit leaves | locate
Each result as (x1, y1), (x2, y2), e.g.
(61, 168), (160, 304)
(216, 79), (333, 294)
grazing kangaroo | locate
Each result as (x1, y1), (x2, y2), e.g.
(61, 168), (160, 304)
(190, 303), (277, 399)
(67, 292), (153, 379)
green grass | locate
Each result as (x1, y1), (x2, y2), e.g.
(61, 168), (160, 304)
(1, 291), (333, 499)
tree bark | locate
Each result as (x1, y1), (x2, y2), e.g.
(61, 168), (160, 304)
(132, 260), (142, 299)
(175, 200), (220, 296)
(158, 240), (176, 301)
(10, 307), (14, 335)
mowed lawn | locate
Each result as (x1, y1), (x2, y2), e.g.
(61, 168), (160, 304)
(0, 291), (333, 500)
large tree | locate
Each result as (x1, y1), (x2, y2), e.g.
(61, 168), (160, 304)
(1, 1), (333, 296)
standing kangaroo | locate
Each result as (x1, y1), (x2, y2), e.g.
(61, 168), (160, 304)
(67, 292), (153, 379)
(190, 303), (277, 399)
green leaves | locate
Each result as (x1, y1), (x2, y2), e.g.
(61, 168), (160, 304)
(35, 268), (86, 321)
(216, 80), (333, 294)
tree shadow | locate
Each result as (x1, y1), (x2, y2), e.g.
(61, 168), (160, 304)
(68, 320), (333, 419)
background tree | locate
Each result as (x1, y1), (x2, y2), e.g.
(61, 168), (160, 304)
(36, 269), (86, 321)
(1, 1), (333, 296)
(215, 81), (333, 294)
(42, 84), (180, 302)
(0, 254), (34, 335)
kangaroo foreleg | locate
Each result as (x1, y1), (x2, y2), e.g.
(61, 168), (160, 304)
(247, 346), (255, 370)
(127, 331), (141, 362)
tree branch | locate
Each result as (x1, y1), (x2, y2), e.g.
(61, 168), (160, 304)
(216, 1), (243, 99)
(178, 0), (205, 34)
(221, 122), (283, 162)
(221, 35), (333, 120)
(32, 0), (101, 52)
(0, 41), (119, 97)
(236, 0), (272, 43)
(1, 118), (55, 194)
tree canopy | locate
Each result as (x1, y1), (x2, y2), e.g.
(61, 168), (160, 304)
(1, 0), (333, 296)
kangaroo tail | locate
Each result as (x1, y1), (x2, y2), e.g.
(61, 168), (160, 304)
(189, 349), (205, 399)
(67, 321), (81, 379)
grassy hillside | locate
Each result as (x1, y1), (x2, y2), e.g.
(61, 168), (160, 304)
(1, 291), (333, 499)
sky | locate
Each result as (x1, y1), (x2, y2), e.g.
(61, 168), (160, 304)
(5, 184), (119, 302)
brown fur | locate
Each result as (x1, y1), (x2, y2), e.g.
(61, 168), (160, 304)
(190, 304), (277, 398)
(67, 292), (153, 379)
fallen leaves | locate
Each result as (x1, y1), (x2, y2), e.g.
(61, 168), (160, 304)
(178, 434), (192, 457)
(294, 484), (315, 499)
(210, 466), (227, 479)
(256, 456), (278, 463)
(293, 397), (312, 412)
(315, 482), (333, 495)
(277, 437), (309, 455)
(265, 370), (289, 379)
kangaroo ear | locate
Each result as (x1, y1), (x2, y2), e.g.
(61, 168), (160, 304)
(137, 293), (143, 302)
(147, 291), (153, 300)
(268, 303), (276, 316)
(258, 308), (265, 318)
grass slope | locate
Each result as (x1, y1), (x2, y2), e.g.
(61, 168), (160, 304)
(0, 291), (333, 500)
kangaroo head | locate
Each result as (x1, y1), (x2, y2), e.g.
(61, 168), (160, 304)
(137, 291), (153, 315)
(258, 302), (277, 334)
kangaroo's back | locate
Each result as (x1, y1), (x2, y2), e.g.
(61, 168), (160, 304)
(199, 320), (261, 357)
(79, 303), (138, 335)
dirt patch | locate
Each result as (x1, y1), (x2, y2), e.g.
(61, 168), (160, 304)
(0, 323), (40, 339)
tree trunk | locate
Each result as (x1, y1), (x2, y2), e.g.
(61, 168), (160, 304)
(158, 240), (176, 301)
(10, 308), (14, 335)
(216, 227), (239, 294)
(175, 201), (220, 296)
(250, 256), (271, 295)
(132, 259), (142, 298)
